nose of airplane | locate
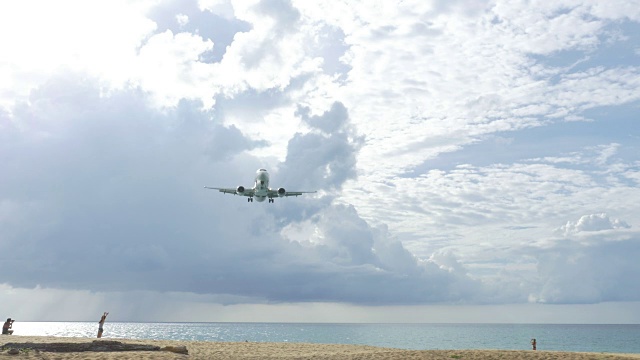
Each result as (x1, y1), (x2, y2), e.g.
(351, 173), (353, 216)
(257, 169), (269, 181)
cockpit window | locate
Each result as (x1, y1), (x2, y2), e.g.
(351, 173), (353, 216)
(259, 168), (267, 171)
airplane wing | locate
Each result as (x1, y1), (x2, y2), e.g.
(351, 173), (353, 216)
(204, 187), (255, 197)
(267, 189), (317, 197)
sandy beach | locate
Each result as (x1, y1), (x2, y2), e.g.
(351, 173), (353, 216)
(2, 336), (640, 359)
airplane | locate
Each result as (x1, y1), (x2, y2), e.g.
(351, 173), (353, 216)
(204, 168), (316, 203)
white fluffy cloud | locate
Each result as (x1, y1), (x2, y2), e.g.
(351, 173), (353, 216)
(0, 0), (157, 107)
(559, 213), (631, 235)
(530, 232), (640, 304)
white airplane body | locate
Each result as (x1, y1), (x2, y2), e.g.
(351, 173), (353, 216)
(205, 168), (316, 203)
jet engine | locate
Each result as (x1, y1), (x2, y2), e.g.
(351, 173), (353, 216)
(236, 186), (245, 194)
(278, 187), (286, 197)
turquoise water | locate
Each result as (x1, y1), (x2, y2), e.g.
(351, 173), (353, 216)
(9, 322), (640, 353)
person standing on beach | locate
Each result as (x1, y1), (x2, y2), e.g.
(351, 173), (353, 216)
(97, 312), (109, 338)
(531, 338), (537, 350)
(2, 318), (14, 335)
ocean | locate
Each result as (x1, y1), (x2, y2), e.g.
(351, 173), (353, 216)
(9, 322), (640, 353)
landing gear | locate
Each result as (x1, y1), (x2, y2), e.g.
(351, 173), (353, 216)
(247, 197), (253, 202)
(268, 198), (274, 203)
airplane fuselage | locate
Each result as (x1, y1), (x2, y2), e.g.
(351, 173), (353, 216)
(252, 169), (270, 202)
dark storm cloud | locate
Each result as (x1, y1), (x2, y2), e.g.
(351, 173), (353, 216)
(0, 74), (265, 291)
(277, 102), (364, 191)
(189, 204), (483, 304)
(262, 101), (482, 304)
(0, 76), (488, 304)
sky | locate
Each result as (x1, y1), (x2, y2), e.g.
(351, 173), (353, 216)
(1, 0), (640, 324)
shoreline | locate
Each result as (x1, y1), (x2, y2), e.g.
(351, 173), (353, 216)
(2, 336), (640, 359)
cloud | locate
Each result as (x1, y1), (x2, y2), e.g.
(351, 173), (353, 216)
(527, 214), (638, 305)
(530, 234), (640, 304)
(147, 0), (251, 62)
(559, 213), (631, 235)
(0, 75), (265, 292)
(1, 0), (640, 322)
(255, 0), (301, 35)
(276, 102), (363, 191)
(0, 77), (483, 305)
(0, 0), (157, 107)
(211, 0), (323, 94)
(273, 204), (483, 304)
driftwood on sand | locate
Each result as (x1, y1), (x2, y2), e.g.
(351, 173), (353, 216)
(1, 340), (188, 354)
